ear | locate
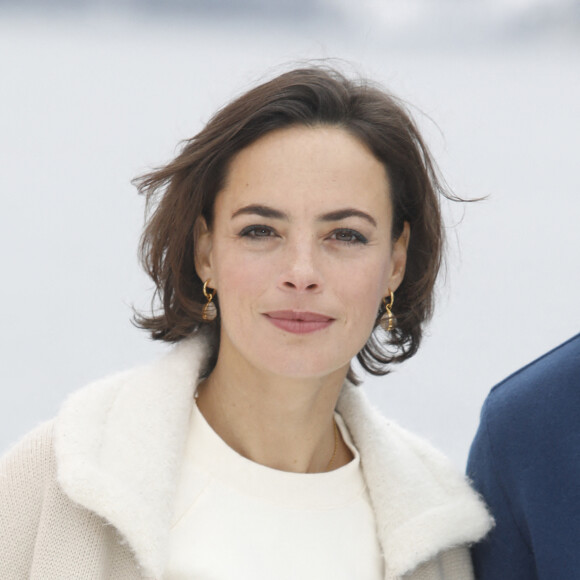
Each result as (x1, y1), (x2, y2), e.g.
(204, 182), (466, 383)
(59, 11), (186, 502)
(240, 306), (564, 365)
(387, 221), (410, 294)
(193, 216), (214, 286)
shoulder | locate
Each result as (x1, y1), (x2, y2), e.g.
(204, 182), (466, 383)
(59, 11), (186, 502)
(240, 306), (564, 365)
(478, 333), (580, 440)
(55, 335), (207, 447)
(467, 333), (580, 528)
(0, 421), (57, 554)
(1, 420), (56, 483)
(339, 382), (473, 479)
(486, 332), (580, 408)
(467, 336), (580, 579)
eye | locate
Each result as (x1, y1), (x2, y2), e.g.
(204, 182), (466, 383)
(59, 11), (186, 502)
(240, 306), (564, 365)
(330, 228), (368, 245)
(238, 225), (278, 239)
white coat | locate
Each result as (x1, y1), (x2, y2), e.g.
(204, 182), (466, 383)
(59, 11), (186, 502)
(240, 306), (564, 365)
(0, 335), (492, 579)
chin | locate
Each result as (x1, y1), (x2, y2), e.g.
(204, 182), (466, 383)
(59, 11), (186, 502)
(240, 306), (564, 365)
(263, 357), (351, 381)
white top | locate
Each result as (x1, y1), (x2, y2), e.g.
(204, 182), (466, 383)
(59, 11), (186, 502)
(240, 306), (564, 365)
(165, 402), (384, 580)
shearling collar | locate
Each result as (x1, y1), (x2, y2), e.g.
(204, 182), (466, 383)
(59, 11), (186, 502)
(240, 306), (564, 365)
(337, 389), (492, 578)
(54, 335), (491, 580)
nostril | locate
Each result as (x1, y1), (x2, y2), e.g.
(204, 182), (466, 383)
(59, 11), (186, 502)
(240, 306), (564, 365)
(278, 262), (322, 292)
(281, 280), (319, 292)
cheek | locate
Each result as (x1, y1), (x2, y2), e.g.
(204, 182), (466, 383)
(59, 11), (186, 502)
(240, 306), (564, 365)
(336, 260), (390, 326)
(212, 248), (271, 310)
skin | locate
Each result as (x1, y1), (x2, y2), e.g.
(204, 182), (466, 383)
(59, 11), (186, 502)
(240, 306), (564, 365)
(195, 125), (409, 473)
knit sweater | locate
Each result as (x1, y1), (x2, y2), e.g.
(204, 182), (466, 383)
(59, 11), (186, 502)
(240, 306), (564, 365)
(165, 406), (384, 579)
(0, 335), (493, 579)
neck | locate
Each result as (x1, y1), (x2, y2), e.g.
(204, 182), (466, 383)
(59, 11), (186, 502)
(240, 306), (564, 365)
(195, 351), (352, 473)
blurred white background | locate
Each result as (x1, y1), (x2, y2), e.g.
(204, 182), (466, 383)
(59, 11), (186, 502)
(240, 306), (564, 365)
(1, 0), (579, 467)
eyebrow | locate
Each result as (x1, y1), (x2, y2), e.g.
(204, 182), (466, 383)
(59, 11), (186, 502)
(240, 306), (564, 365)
(231, 204), (377, 227)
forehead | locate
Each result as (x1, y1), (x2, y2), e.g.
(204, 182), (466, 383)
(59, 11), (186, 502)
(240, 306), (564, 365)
(215, 125), (392, 219)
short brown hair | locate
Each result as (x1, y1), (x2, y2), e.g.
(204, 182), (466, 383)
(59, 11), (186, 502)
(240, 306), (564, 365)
(134, 66), (451, 383)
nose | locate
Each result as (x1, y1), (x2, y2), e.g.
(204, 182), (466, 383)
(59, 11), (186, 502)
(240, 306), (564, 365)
(277, 238), (323, 293)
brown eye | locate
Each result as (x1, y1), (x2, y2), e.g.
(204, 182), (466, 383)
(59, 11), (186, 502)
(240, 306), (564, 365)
(239, 225), (277, 238)
(331, 228), (368, 245)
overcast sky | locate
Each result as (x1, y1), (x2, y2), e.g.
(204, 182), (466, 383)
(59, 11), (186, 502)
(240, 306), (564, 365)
(1, 4), (579, 466)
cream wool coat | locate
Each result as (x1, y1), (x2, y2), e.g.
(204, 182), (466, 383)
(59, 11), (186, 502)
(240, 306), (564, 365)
(0, 336), (492, 580)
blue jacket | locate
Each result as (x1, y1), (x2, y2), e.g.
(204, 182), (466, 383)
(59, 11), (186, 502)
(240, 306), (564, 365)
(467, 333), (580, 580)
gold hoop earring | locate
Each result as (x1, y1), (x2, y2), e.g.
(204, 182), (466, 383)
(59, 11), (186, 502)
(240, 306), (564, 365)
(202, 280), (217, 321)
(381, 290), (395, 332)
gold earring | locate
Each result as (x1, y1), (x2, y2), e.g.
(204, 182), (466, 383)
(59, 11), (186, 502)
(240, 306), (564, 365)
(202, 280), (217, 321)
(381, 290), (395, 332)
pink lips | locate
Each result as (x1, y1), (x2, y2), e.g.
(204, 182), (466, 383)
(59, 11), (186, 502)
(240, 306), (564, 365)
(264, 310), (334, 334)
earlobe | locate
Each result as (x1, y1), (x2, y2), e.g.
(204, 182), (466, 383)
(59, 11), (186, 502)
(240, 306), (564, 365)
(193, 217), (214, 283)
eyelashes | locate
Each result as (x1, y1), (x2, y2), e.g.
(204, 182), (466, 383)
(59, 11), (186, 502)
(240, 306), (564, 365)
(238, 225), (368, 245)
(238, 225), (277, 239)
(330, 228), (368, 245)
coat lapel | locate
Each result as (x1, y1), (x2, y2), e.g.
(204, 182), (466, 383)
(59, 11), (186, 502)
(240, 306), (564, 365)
(54, 337), (207, 579)
(338, 385), (492, 579)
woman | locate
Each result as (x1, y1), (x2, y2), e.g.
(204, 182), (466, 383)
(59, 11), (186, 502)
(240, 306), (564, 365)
(0, 66), (492, 579)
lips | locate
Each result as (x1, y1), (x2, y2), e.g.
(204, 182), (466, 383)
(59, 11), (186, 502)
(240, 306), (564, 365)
(265, 310), (333, 322)
(264, 310), (334, 334)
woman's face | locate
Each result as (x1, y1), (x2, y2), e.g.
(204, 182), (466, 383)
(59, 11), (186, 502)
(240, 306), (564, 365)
(195, 125), (409, 380)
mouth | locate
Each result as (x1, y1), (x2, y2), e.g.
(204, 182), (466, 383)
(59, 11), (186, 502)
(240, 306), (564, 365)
(263, 310), (335, 334)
